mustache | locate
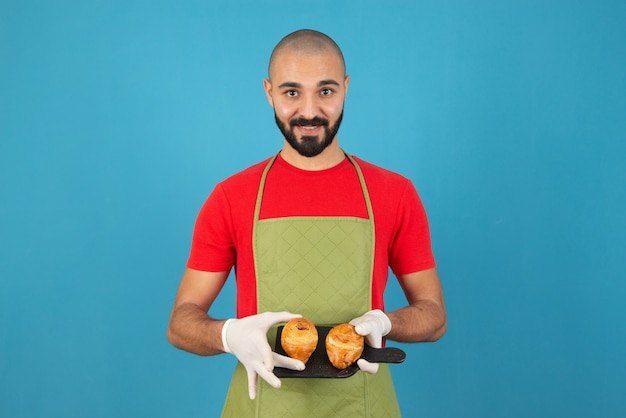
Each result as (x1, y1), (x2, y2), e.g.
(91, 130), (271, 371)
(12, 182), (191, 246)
(289, 116), (329, 127)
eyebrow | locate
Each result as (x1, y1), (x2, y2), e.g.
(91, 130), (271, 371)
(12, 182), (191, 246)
(277, 79), (341, 89)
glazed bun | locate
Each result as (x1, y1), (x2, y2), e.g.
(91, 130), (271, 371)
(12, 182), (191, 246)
(280, 318), (318, 363)
(325, 323), (364, 369)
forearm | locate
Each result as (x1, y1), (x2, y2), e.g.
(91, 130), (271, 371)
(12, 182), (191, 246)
(166, 302), (226, 356)
(386, 299), (447, 343)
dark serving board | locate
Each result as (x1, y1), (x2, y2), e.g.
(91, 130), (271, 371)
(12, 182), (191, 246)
(273, 325), (406, 378)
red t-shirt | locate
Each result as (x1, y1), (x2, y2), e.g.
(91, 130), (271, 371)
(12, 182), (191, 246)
(187, 154), (436, 318)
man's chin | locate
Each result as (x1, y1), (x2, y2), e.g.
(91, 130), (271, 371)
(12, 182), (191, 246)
(299, 135), (322, 144)
(293, 135), (334, 157)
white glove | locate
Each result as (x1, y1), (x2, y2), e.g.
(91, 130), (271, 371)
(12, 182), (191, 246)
(221, 311), (305, 400)
(349, 309), (392, 374)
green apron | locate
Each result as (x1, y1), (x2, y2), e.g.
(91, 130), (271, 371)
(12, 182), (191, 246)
(221, 154), (401, 417)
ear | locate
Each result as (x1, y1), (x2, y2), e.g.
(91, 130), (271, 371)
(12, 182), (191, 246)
(344, 74), (350, 95)
(263, 78), (274, 107)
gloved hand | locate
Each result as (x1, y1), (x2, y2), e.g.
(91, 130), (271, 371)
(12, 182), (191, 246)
(221, 311), (305, 400)
(349, 309), (392, 374)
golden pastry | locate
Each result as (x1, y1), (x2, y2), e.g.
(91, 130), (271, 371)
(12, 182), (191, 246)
(325, 323), (364, 369)
(281, 318), (318, 363)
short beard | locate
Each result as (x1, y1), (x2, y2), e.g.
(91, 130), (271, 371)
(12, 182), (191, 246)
(275, 111), (344, 158)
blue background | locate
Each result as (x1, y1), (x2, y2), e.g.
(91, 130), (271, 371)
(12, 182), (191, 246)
(1, 1), (625, 417)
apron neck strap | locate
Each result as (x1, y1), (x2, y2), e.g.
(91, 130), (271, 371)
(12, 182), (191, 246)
(253, 151), (374, 222)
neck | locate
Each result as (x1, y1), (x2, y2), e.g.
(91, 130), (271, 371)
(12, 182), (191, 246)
(280, 140), (345, 171)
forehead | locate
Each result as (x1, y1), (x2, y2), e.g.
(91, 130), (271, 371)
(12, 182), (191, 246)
(269, 49), (345, 84)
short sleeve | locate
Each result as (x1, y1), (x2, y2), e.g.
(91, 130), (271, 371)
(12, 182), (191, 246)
(186, 184), (236, 272)
(388, 180), (436, 276)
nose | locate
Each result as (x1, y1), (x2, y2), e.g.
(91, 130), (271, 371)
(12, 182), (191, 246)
(299, 93), (320, 119)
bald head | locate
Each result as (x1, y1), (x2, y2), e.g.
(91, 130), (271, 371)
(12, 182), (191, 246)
(268, 29), (346, 79)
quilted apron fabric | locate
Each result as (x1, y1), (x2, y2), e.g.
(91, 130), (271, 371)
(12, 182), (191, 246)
(221, 154), (401, 417)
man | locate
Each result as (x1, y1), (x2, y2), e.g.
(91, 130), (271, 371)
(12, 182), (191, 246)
(167, 29), (446, 417)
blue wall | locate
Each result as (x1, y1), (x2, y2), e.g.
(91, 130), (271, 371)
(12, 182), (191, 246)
(1, 1), (625, 417)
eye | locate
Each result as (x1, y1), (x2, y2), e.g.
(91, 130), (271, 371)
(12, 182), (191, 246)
(286, 90), (298, 97)
(320, 88), (333, 96)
